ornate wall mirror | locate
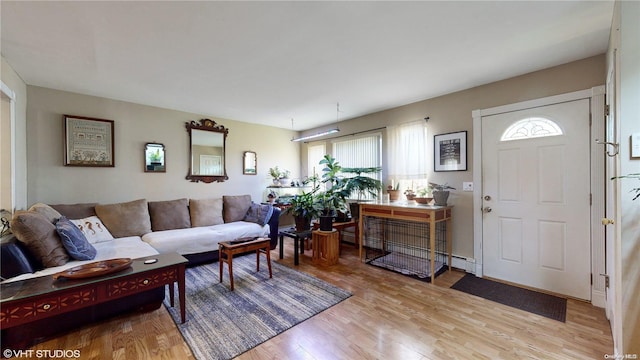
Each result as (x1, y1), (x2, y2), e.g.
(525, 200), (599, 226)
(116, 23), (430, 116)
(243, 151), (257, 175)
(186, 119), (228, 183)
(145, 142), (166, 173)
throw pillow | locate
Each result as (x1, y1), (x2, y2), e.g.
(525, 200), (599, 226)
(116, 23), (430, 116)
(10, 210), (69, 267)
(222, 195), (252, 223)
(49, 203), (98, 220)
(95, 199), (152, 238)
(28, 203), (62, 223)
(55, 216), (97, 261)
(148, 198), (191, 231)
(189, 198), (223, 227)
(70, 216), (114, 244)
(243, 202), (274, 226)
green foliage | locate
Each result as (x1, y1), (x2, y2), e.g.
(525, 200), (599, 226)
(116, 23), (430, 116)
(612, 173), (640, 201)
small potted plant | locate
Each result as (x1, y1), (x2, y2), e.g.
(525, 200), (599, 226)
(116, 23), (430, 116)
(285, 190), (321, 231)
(387, 181), (400, 201)
(414, 186), (433, 204)
(429, 182), (456, 206)
(404, 189), (416, 201)
(269, 166), (283, 185)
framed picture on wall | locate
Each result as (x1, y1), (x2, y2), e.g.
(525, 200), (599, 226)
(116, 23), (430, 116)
(434, 131), (467, 172)
(64, 115), (115, 167)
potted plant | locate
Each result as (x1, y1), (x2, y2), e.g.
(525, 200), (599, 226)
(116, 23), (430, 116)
(387, 183), (400, 201)
(429, 182), (456, 206)
(404, 188), (416, 201)
(414, 186), (433, 204)
(268, 166), (281, 185)
(279, 169), (292, 187)
(285, 190), (321, 231)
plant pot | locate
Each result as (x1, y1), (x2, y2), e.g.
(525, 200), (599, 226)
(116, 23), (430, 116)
(387, 190), (400, 201)
(294, 216), (311, 232)
(414, 197), (433, 204)
(319, 215), (333, 231)
(433, 190), (450, 206)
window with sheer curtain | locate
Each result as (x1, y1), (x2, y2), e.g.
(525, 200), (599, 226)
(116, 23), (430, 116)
(332, 133), (382, 200)
(386, 120), (429, 193)
(307, 143), (326, 179)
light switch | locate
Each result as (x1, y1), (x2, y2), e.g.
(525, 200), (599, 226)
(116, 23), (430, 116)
(463, 182), (473, 191)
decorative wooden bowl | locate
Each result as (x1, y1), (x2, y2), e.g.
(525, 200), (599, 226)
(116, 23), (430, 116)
(53, 258), (133, 280)
(414, 197), (433, 204)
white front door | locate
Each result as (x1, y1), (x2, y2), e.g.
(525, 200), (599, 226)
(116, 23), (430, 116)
(481, 99), (591, 300)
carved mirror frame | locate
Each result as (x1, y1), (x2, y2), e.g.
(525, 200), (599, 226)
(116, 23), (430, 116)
(186, 119), (229, 183)
(243, 151), (257, 175)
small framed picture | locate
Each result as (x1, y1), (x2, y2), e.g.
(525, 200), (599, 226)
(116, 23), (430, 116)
(434, 131), (467, 172)
(64, 115), (115, 167)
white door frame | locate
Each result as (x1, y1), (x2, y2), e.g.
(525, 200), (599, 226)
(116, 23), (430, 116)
(472, 86), (606, 305)
(1, 81), (16, 213)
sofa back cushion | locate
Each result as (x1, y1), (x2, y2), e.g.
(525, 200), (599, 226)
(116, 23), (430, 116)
(189, 198), (223, 227)
(10, 210), (69, 268)
(148, 198), (191, 231)
(49, 203), (98, 220)
(95, 199), (152, 238)
(223, 195), (252, 223)
(28, 203), (62, 223)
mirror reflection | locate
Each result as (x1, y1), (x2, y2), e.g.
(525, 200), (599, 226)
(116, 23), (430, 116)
(145, 143), (165, 173)
(186, 119), (229, 183)
(243, 151), (257, 175)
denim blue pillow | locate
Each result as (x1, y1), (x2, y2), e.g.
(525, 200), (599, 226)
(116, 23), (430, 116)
(55, 216), (97, 260)
(243, 202), (274, 226)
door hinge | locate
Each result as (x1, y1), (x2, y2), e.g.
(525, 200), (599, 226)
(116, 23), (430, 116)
(590, 193), (592, 206)
(589, 113), (592, 126)
(605, 104), (610, 117)
(591, 273), (593, 285)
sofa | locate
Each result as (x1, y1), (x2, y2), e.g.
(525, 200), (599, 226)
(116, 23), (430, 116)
(0, 194), (280, 348)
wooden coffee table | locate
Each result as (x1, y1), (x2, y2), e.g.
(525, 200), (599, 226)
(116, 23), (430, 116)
(218, 237), (272, 290)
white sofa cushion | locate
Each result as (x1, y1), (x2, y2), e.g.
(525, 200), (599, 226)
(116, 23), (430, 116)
(141, 221), (269, 256)
(4, 236), (159, 283)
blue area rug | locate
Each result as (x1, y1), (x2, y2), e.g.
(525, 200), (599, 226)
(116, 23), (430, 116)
(164, 255), (351, 360)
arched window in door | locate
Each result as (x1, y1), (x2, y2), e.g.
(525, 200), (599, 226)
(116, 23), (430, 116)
(500, 117), (563, 141)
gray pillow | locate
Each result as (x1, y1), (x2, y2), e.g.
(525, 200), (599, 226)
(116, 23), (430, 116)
(10, 210), (69, 267)
(223, 195), (252, 223)
(189, 198), (223, 227)
(95, 199), (152, 238)
(148, 198), (191, 231)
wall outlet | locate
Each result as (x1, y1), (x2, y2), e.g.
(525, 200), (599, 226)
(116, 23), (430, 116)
(462, 182), (473, 191)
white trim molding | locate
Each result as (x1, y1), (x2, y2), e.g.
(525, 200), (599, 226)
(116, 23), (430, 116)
(472, 86), (606, 307)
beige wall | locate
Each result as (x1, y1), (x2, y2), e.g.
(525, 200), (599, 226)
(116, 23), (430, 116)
(301, 55), (606, 259)
(25, 86), (299, 205)
(617, 1), (640, 355)
(1, 56), (28, 211)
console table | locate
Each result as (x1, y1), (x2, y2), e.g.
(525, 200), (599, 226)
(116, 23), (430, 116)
(358, 202), (453, 283)
(0, 253), (188, 332)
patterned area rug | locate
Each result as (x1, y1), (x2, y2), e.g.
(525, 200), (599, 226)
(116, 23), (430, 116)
(163, 255), (351, 360)
(451, 273), (567, 322)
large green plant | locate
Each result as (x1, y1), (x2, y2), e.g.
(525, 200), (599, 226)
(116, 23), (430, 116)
(342, 166), (383, 201)
(284, 189), (321, 220)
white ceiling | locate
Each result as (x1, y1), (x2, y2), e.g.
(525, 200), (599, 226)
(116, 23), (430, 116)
(1, 1), (613, 131)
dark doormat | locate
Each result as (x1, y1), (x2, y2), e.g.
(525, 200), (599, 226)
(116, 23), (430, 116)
(450, 273), (567, 322)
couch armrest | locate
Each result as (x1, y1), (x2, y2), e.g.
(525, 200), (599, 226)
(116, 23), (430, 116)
(1, 235), (40, 280)
(267, 207), (281, 250)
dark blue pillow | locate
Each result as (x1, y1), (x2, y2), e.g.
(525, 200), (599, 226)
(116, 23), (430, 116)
(243, 202), (274, 226)
(55, 216), (97, 260)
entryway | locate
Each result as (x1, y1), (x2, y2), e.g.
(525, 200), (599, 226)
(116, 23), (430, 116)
(472, 88), (606, 302)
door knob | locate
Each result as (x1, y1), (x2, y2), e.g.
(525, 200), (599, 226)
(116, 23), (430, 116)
(601, 218), (615, 225)
(483, 207), (492, 213)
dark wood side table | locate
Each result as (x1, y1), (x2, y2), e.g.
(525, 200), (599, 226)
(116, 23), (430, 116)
(278, 227), (312, 265)
(0, 253), (188, 333)
(218, 237), (272, 290)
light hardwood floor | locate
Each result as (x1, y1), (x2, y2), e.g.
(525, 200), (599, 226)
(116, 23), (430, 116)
(30, 239), (613, 359)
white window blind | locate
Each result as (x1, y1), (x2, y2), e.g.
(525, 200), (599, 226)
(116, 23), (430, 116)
(333, 134), (382, 199)
(307, 143), (326, 177)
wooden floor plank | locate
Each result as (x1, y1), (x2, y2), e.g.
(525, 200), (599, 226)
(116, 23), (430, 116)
(26, 239), (612, 359)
